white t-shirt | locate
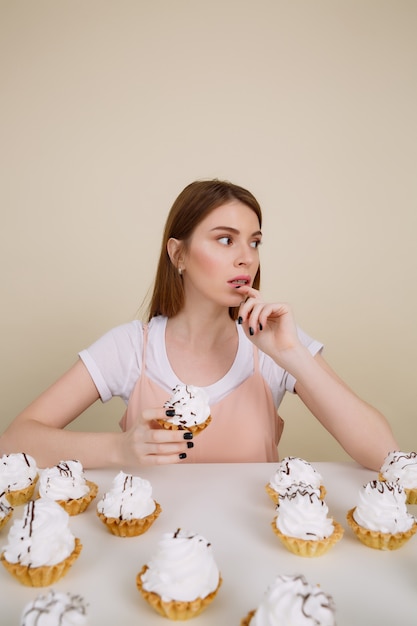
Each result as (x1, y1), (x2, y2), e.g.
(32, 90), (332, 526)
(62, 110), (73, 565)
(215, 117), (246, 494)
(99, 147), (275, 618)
(79, 316), (323, 409)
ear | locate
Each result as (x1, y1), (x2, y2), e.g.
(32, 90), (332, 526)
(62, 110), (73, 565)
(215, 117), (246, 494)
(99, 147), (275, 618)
(167, 237), (184, 269)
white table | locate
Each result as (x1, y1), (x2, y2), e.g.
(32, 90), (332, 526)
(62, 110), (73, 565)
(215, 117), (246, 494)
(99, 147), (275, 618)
(1, 462), (416, 625)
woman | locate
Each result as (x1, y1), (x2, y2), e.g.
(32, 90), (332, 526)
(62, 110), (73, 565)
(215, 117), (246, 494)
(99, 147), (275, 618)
(0, 180), (397, 470)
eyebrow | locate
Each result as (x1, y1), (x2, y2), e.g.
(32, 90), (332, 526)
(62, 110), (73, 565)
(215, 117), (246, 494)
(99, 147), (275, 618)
(209, 226), (263, 237)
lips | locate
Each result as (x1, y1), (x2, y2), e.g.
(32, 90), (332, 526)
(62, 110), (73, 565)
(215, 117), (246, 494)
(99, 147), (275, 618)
(228, 275), (251, 287)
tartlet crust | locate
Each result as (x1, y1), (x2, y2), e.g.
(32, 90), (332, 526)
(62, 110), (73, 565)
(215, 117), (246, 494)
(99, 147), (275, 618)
(271, 516), (344, 557)
(97, 501), (162, 537)
(346, 507), (417, 550)
(156, 415), (212, 435)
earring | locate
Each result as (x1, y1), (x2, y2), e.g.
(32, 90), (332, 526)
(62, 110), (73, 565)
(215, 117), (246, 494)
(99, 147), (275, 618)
(178, 267), (183, 276)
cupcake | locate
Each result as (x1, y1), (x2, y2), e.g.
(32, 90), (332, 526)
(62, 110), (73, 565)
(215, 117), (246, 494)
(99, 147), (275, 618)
(38, 460), (98, 515)
(20, 589), (89, 625)
(379, 450), (417, 504)
(271, 487), (344, 557)
(1, 498), (82, 586)
(346, 479), (417, 550)
(158, 384), (212, 434)
(265, 456), (326, 505)
(0, 491), (13, 530)
(136, 528), (222, 620)
(241, 573), (336, 626)
(0, 453), (38, 505)
(96, 471), (161, 537)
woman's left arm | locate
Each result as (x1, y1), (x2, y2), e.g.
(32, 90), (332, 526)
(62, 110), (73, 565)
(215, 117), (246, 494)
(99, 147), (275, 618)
(292, 349), (398, 471)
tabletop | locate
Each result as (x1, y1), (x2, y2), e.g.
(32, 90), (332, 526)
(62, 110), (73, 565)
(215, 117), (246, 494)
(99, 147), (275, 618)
(0, 461), (416, 625)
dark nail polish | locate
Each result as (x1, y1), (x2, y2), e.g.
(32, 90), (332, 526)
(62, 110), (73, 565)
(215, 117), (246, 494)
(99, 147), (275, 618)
(165, 409), (175, 417)
(183, 432), (193, 440)
(238, 316), (243, 324)
(259, 323), (263, 331)
(179, 453), (187, 460)
(187, 441), (194, 449)
(249, 326), (254, 336)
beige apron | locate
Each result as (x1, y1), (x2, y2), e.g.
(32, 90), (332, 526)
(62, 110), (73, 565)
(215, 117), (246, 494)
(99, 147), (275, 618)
(120, 325), (284, 462)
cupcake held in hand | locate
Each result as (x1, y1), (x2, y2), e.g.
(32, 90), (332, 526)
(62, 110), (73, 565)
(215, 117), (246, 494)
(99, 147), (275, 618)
(379, 450), (417, 504)
(137, 528), (222, 620)
(38, 460), (98, 515)
(346, 479), (417, 550)
(1, 498), (82, 586)
(241, 573), (336, 626)
(0, 452), (38, 506)
(96, 471), (161, 537)
(271, 486), (343, 557)
(20, 589), (89, 625)
(158, 384), (212, 434)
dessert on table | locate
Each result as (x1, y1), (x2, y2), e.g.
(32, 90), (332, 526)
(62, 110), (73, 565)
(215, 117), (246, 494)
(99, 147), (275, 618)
(271, 486), (344, 557)
(38, 459), (98, 515)
(265, 456), (326, 505)
(346, 479), (417, 550)
(0, 452), (38, 506)
(379, 450), (417, 504)
(0, 491), (13, 530)
(240, 573), (336, 626)
(158, 383), (212, 434)
(96, 470), (161, 537)
(136, 528), (222, 620)
(1, 498), (82, 586)
(20, 589), (89, 625)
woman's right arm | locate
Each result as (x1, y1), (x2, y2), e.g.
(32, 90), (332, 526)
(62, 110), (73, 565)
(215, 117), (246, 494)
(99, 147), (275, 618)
(0, 359), (193, 469)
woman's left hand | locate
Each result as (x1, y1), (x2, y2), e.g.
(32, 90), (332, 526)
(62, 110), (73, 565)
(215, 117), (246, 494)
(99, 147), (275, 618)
(237, 287), (302, 366)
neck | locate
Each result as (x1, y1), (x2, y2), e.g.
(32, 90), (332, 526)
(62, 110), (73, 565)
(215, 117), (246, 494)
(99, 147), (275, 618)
(166, 304), (235, 347)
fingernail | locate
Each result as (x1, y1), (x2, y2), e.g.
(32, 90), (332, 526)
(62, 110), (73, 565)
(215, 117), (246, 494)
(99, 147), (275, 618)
(238, 316), (243, 324)
(183, 432), (193, 440)
(249, 327), (254, 336)
(187, 441), (194, 449)
(179, 453), (187, 460)
(259, 323), (263, 331)
(165, 409), (175, 417)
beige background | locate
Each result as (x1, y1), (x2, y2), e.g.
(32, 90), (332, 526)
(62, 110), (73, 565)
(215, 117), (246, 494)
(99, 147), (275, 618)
(1, 0), (416, 462)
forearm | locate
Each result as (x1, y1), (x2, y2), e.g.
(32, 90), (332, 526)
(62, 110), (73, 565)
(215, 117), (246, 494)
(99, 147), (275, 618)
(282, 346), (398, 471)
(0, 419), (123, 469)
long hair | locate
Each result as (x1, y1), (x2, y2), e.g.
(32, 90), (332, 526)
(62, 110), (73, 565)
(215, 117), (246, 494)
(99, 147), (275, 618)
(147, 179), (262, 321)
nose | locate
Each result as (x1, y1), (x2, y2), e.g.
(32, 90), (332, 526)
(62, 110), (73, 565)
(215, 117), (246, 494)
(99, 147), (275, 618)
(235, 243), (257, 267)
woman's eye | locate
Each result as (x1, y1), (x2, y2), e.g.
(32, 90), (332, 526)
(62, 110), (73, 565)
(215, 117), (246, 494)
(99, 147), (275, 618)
(218, 236), (232, 246)
(250, 240), (262, 248)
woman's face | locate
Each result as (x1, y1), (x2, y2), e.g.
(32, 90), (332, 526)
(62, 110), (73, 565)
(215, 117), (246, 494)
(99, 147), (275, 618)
(180, 200), (262, 309)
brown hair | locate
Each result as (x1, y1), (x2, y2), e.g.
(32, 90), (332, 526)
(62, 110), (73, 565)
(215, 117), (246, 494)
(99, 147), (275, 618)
(147, 179), (262, 321)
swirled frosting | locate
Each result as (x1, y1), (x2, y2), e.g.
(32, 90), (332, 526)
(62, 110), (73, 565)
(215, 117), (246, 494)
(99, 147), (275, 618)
(39, 460), (90, 500)
(380, 451), (417, 489)
(140, 528), (220, 602)
(0, 453), (38, 492)
(353, 480), (415, 533)
(276, 488), (334, 540)
(3, 499), (75, 567)
(268, 457), (323, 497)
(163, 384), (210, 426)
(96, 471), (156, 520)
(250, 574), (336, 626)
(20, 589), (89, 626)
(0, 491), (13, 520)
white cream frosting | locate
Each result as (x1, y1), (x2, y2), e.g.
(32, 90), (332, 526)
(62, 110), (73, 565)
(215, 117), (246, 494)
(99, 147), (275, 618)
(20, 590), (89, 626)
(353, 480), (415, 533)
(0, 453), (38, 492)
(0, 491), (13, 520)
(2, 498), (75, 567)
(268, 457), (323, 496)
(380, 450), (417, 489)
(163, 384), (210, 426)
(276, 488), (334, 540)
(39, 460), (90, 501)
(140, 528), (220, 602)
(250, 574), (336, 626)
(96, 471), (156, 520)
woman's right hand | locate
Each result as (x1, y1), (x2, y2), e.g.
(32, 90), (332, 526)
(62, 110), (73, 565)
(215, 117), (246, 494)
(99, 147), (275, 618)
(120, 408), (194, 466)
